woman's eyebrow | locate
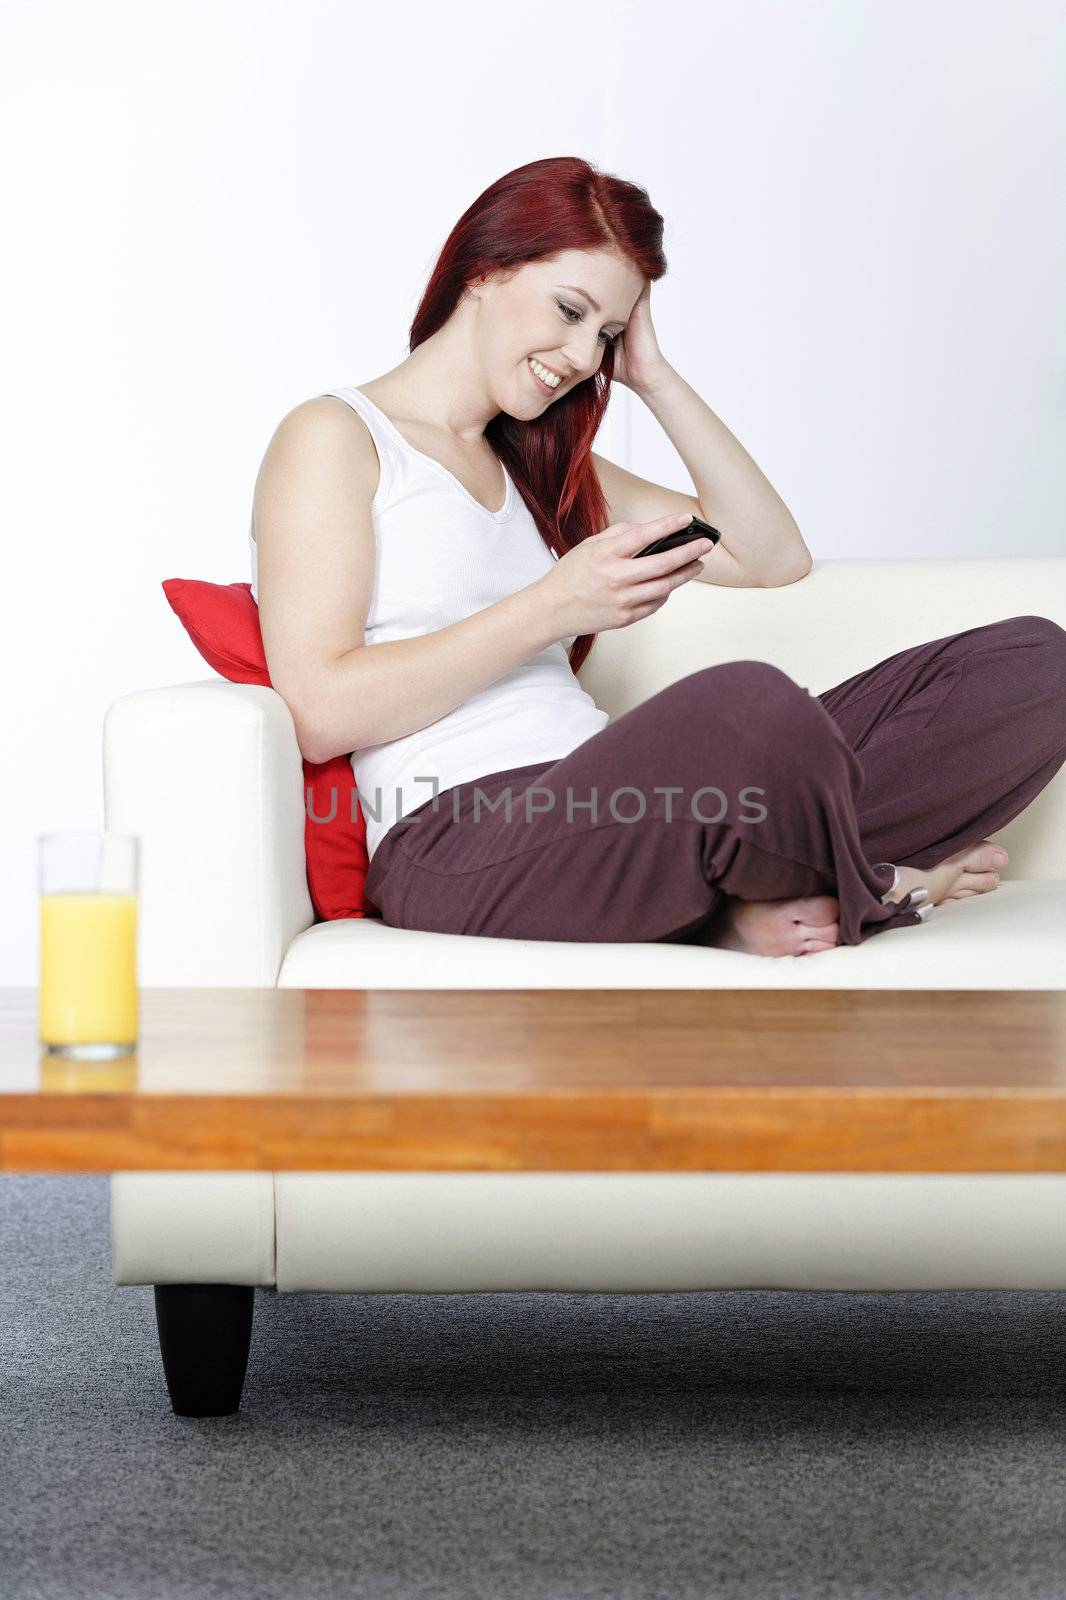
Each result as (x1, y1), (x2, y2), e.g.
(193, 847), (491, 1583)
(558, 284), (626, 328)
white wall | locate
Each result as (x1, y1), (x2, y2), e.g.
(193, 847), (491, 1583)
(3, 0), (1064, 984)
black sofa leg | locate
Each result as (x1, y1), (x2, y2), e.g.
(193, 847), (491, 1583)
(153, 1284), (254, 1417)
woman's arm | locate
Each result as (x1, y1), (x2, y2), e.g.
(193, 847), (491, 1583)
(630, 364), (812, 586)
(304, 586), (563, 766)
(590, 450), (791, 588)
(254, 400), (563, 766)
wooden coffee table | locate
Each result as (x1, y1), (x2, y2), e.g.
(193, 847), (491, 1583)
(3, 986), (1065, 1174)
(5, 985), (1065, 1415)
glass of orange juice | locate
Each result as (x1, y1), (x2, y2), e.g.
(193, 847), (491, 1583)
(38, 831), (139, 1060)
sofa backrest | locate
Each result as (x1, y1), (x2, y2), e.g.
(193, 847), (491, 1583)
(575, 557), (1066, 880)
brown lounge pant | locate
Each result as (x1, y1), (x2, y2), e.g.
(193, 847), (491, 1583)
(363, 615), (1066, 949)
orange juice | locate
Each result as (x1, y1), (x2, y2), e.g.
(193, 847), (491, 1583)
(39, 892), (138, 1050)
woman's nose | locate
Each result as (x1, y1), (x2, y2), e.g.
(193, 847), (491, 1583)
(566, 341), (602, 375)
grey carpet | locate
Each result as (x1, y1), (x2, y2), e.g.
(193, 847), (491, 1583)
(1, 1175), (1064, 1600)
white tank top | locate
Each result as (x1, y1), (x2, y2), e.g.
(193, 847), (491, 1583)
(249, 384), (610, 863)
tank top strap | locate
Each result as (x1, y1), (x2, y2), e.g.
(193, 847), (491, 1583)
(316, 386), (395, 509)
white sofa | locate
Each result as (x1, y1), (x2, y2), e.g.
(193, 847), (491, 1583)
(104, 557), (1066, 1414)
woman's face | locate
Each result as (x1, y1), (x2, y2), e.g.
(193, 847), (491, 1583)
(480, 248), (644, 410)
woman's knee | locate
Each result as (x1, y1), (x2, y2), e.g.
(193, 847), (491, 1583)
(675, 661), (842, 765)
(697, 660), (833, 730)
(1031, 614), (1066, 651)
(1000, 615), (1066, 651)
(681, 659), (808, 714)
(1018, 617), (1066, 732)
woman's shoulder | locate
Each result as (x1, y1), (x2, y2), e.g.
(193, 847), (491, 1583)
(287, 393), (381, 484)
(250, 393), (381, 548)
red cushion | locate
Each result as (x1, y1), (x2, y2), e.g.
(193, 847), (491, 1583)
(161, 578), (380, 923)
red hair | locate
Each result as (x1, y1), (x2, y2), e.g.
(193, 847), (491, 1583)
(408, 156), (668, 677)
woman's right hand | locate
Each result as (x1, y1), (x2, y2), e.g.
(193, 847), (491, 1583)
(540, 512), (715, 637)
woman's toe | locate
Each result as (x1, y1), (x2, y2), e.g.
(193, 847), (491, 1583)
(945, 869), (1000, 900)
(963, 843), (1007, 874)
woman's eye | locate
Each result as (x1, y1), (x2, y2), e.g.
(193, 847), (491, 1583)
(557, 300), (617, 346)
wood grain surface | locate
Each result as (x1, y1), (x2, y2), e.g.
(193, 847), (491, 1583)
(2, 987), (1064, 1173)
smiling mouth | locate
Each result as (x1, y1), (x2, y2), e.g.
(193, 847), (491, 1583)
(528, 359), (563, 394)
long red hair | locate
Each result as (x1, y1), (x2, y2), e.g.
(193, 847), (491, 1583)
(407, 156), (668, 677)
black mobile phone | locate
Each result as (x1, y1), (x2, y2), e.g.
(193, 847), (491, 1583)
(634, 513), (722, 559)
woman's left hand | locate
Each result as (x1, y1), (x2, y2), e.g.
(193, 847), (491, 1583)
(608, 279), (672, 394)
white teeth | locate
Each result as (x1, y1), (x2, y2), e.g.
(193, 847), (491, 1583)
(529, 357), (561, 389)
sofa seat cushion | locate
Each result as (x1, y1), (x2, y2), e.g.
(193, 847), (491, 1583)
(275, 879), (1063, 991)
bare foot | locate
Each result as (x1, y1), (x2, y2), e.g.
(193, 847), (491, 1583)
(709, 894), (842, 958)
(883, 839), (1008, 908)
(707, 838), (1010, 959)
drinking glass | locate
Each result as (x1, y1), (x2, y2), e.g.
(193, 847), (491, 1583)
(38, 831), (139, 1059)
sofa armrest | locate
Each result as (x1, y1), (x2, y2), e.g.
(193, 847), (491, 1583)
(103, 679), (314, 986)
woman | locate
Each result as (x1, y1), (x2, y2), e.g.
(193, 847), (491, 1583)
(255, 157), (1066, 956)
